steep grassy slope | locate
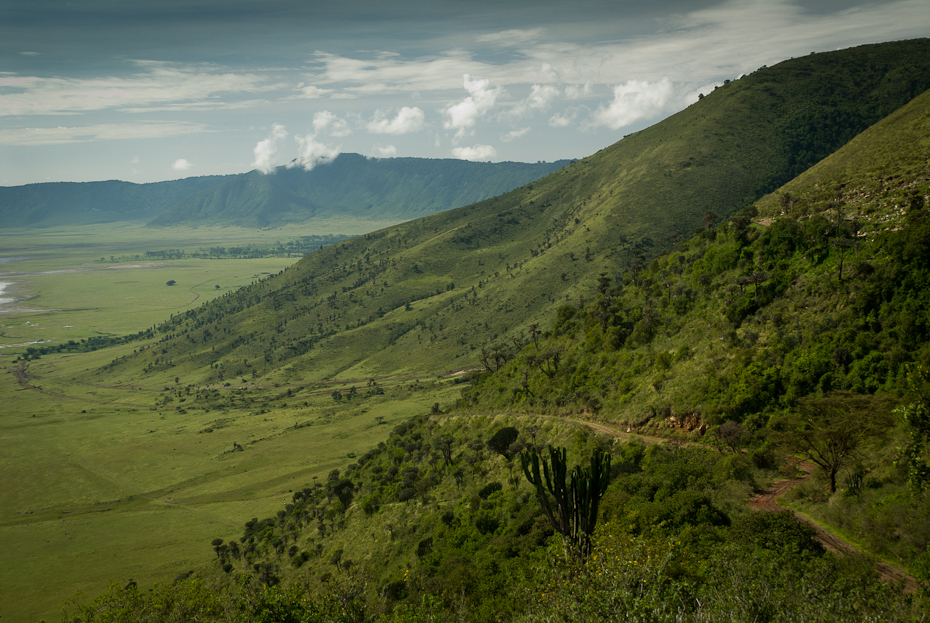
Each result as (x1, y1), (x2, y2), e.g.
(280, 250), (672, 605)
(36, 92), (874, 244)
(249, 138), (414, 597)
(464, 85), (930, 427)
(95, 40), (930, 386)
(0, 175), (233, 228)
(147, 155), (570, 228)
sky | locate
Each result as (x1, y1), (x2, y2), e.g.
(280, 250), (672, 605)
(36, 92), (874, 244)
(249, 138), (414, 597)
(1, 0), (928, 187)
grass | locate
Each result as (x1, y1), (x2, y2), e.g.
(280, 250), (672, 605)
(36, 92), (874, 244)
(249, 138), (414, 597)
(0, 220), (458, 623)
(0, 220), (402, 353)
(1, 346), (462, 623)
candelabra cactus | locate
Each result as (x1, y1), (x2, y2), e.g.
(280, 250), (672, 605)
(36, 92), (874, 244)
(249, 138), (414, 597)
(520, 445), (611, 558)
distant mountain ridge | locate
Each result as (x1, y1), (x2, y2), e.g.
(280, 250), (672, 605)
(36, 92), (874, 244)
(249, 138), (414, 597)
(0, 175), (234, 228)
(147, 154), (572, 228)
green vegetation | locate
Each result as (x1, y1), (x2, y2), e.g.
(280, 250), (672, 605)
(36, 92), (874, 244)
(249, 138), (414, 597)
(53, 415), (930, 622)
(463, 86), (930, 431)
(4, 40), (930, 622)
(1, 346), (460, 622)
(0, 223), (364, 353)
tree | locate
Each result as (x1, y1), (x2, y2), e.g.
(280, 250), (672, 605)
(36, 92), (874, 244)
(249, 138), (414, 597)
(520, 445), (611, 558)
(487, 427), (519, 458)
(166, 280), (177, 286)
(773, 391), (893, 493)
(896, 365), (930, 491)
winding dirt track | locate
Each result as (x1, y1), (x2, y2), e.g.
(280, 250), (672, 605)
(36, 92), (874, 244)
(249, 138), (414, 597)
(748, 460), (919, 592)
(576, 419), (919, 593)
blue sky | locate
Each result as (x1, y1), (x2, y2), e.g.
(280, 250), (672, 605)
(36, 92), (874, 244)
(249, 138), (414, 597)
(1, 0), (928, 186)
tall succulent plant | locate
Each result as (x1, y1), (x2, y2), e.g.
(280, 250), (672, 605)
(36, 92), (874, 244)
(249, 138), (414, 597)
(520, 445), (611, 558)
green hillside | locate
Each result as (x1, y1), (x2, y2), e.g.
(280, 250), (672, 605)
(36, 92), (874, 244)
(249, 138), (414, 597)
(57, 53), (930, 623)
(465, 84), (930, 427)
(0, 175), (233, 228)
(96, 39), (930, 386)
(147, 155), (571, 228)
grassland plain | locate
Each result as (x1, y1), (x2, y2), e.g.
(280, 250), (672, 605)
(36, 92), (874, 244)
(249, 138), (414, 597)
(0, 220), (398, 352)
(2, 342), (462, 622)
(0, 219), (445, 623)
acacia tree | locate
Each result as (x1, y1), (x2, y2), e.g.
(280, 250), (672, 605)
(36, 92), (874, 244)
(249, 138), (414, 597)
(773, 391), (893, 493)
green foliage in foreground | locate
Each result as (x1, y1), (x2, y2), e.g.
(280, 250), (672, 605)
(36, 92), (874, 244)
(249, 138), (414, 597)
(62, 415), (929, 623)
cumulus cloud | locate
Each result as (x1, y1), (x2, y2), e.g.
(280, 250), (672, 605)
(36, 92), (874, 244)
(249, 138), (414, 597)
(313, 110), (351, 137)
(366, 106), (425, 135)
(172, 158), (191, 171)
(372, 144), (397, 157)
(564, 81), (594, 99)
(590, 78), (675, 130)
(295, 85), (333, 99)
(507, 83), (560, 119)
(443, 74), (502, 141)
(288, 134), (339, 171)
(549, 110), (578, 127)
(451, 144), (497, 161)
(536, 63), (562, 82)
(251, 123), (288, 174)
(500, 127), (530, 142)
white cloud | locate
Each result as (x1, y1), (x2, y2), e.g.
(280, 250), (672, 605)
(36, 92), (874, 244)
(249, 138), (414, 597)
(501, 127), (530, 142)
(366, 106), (425, 135)
(451, 144), (497, 161)
(589, 78), (675, 130)
(0, 61), (273, 117)
(119, 99), (272, 113)
(536, 63), (562, 82)
(19, 51), (40, 56)
(564, 81), (594, 99)
(549, 110), (579, 127)
(295, 85), (333, 99)
(507, 83), (560, 119)
(172, 158), (191, 171)
(313, 110), (351, 137)
(372, 144), (397, 157)
(251, 123), (288, 174)
(288, 134), (339, 171)
(476, 28), (545, 46)
(443, 74), (502, 141)
(0, 121), (211, 146)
